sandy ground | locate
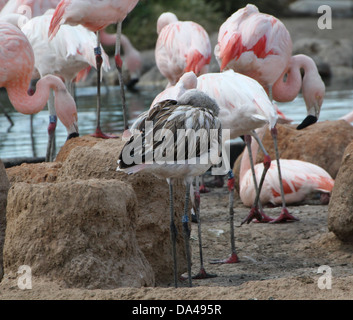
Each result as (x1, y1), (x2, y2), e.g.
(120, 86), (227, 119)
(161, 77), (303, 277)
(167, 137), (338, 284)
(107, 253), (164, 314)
(1, 181), (353, 300)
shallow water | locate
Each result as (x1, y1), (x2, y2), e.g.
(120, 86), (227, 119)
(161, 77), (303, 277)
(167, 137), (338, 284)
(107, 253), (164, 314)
(0, 83), (352, 160)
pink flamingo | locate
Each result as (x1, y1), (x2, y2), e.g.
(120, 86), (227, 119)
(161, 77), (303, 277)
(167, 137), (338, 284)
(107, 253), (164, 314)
(100, 31), (142, 90)
(197, 69), (299, 264)
(214, 4), (325, 129)
(240, 125), (334, 207)
(21, 9), (109, 161)
(0, 0), (61, 17)
(22, 10), (109, 94)
(48, 0), (140, 137)
(120, 34), (142, 89)
(214, 4), (291, 94)
(0, 21), (79, 145)
(155, 12), (212, 88)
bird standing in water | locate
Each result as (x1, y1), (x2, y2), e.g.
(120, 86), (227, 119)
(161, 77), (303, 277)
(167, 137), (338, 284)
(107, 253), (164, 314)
(0, 21), (79, 148)
(117, 89), (222, 288)
(48, 0), (140, 137)
(21, 9), (109, 161)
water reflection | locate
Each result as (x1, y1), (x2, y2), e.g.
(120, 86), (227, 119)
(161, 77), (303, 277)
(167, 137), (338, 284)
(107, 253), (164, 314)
(0, 83), (352, 160)
(0, 85), (163, 159)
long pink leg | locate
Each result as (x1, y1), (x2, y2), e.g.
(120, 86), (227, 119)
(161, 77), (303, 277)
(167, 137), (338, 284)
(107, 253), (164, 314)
(192, 177), (217, 277)
(269, 126), (299, 223)
(91, 31), (118, 139)
(241, 133), (273, 224)
(114, 21), (129, 132)
(266, 86), (298, 223)
(210, 170), (239, 264)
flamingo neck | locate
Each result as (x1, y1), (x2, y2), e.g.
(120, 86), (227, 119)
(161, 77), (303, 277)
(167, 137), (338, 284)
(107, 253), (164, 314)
(121, 34), (133, 54)
(298, 54), (325, 109)
(272, 54), (320, 103)
(272, 56), (302, 102)
(339, 110), (353, 124)
(6, 75), (65, 115)
(100, 30), (117, 47)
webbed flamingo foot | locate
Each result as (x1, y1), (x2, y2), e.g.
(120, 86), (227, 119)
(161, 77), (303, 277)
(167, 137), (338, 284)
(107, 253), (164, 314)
(209, 252), (239, 264)
(192, 267), (217, 279)
(241, 206), (263, 225)
(270, 208), (299, 223)
(91, 127), (118, 139)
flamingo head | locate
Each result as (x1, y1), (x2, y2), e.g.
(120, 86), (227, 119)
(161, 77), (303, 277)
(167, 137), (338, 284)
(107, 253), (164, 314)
(53, 86), (79, 140)
(156, 12), (178, 34)
(297, 74), (325, 130)
(295, 54), (325, 130)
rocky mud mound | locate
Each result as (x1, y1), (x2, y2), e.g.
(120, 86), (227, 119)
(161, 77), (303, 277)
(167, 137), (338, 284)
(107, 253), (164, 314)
(2, 135), (190, 289)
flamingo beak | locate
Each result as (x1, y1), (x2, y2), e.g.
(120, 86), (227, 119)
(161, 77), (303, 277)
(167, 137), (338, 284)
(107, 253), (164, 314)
(66, 121), (79, 140)
(67, 132), (79, 140)
(296, 115), (317, 130)
(297, 99), (321, 130)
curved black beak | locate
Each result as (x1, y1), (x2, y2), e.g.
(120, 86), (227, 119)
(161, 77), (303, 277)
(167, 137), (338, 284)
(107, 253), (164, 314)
(296, 115), (318, 130)
(67, 132), (79, 140)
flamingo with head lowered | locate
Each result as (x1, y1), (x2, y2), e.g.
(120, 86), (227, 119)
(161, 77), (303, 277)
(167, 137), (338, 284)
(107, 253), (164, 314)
(0, 21), (79, 148)
(214, 3), (325, 130)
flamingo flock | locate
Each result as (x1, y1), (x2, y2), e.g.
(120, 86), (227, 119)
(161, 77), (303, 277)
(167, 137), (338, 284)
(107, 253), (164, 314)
(0, 2), (335, 288)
